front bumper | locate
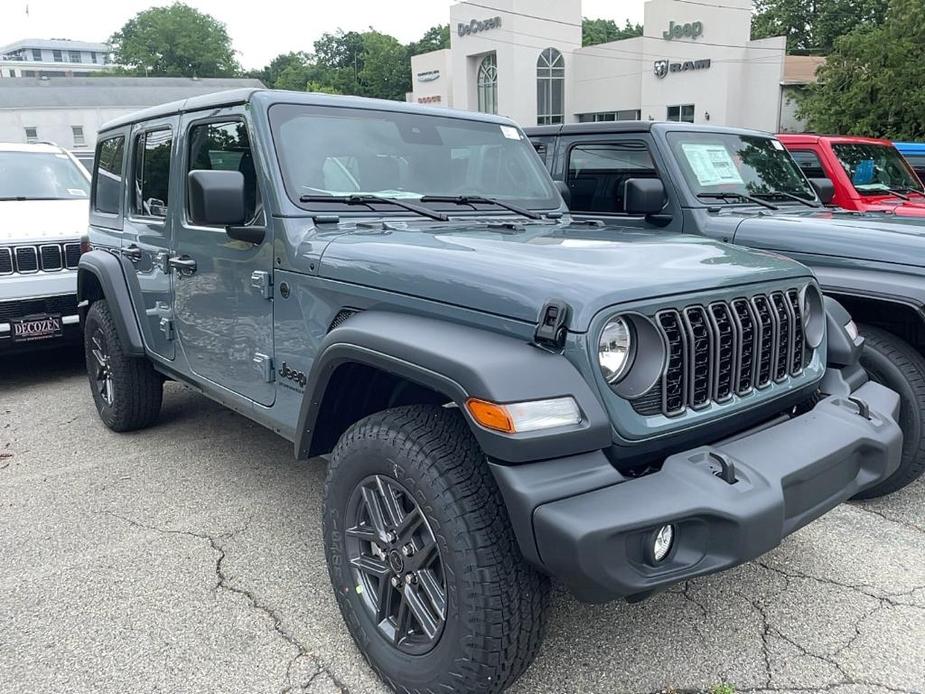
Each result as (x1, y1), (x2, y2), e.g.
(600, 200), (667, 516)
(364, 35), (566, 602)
(1, 271), (80, 353)
(491, 380), (902, 603)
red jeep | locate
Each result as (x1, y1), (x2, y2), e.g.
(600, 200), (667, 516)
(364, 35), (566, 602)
(779, 134), (925, 217)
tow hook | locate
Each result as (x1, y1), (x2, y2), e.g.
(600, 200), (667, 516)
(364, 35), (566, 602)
(848, 397), (872, 420)
(708, 451), (738, 485)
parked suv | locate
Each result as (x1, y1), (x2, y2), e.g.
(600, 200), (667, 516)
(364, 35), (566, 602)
(527, 121), (925, 499)
(80, 91), (903, 693)
(778, 134), (925, 216)
(1, 142), (90, 352)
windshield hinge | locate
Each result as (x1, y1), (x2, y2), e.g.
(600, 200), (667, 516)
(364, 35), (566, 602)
(534, 300), (571, 350)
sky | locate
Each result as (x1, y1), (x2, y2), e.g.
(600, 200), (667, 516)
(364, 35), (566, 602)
(1, 0), (645, 71)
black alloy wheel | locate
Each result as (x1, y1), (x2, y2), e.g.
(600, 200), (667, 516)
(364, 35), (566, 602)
(89, 328), (115, 407)
(344, 474), (447, 655)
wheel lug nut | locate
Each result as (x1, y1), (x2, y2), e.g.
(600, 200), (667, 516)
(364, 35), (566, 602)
(391, 576), (401, 588)
(401, 543), (414, 557)
(385, 531), (397, 544)
(404, 573), (417, 585)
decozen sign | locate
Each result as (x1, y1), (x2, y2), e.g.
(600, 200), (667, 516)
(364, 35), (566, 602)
(653, 58), (711, 79)
(458, 16), (502, 37)
(663, 20), (703, 40)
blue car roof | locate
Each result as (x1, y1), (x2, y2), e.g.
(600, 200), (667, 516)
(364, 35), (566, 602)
(894, 142), (925, 154)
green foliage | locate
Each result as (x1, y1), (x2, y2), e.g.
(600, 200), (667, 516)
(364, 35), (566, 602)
(582, 17), (643, 47)
(710, 683), (736, 694)
(798, 0), (925, 138)
(110, 2), (239, 77)
(751, 0), (888, 53)
(408, 25), (451, 56)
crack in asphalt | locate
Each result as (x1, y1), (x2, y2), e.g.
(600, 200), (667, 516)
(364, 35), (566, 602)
(850, 501), (925, 535)
(104, 512), (350, 694)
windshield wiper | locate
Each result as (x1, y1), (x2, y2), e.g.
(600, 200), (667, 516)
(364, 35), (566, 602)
(298, 194), (448, 221)
(752, 191), (820, 208)
(696, 192), (778, 210)
(883, 188), (910, 200)
(419, 194), (543, 220)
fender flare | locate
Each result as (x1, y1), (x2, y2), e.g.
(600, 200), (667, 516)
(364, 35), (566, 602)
(294, 311), (612, 464)
(77, 250), (145, 356)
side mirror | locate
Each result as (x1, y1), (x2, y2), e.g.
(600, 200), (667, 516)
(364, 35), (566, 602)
(624, 178), (666, 215)
(808, 177), (835, 205)
(188, 170), (247, 226)
(555, 179), (571, 208)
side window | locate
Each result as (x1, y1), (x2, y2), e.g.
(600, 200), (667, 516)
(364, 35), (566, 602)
(567, 142), (656, 214)
(790, 150), (827, 179)
(132, 129), (172, 218)
(93, 135), (125, 215)
(188, 121), (259, 222)
(531, 141), (548, 165)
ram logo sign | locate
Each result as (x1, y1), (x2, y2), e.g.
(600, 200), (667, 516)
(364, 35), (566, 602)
(654, 58), (712, 79)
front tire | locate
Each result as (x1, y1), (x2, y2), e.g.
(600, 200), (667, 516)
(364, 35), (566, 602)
(855, 324), (925, 498)
(84, 300), (163, 432)
(323, 405), (549, 693)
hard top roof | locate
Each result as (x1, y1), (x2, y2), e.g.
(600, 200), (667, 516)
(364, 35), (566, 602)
(524, 121), (774, 138)
(99, 88), (519, 133)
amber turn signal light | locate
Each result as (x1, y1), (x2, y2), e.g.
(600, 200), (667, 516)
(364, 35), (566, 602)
(465, 398), (516, 433)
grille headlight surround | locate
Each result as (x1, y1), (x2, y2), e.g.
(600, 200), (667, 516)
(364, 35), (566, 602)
(800, 284), (825, 348)
(598, 316), (634, 385)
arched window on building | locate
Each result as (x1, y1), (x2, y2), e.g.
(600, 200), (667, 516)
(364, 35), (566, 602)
(537, 48), (565, 125)
(477, 53), (498, 114)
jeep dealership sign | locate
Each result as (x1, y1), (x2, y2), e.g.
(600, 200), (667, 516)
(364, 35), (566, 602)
(458, 16), (502, 37)
(654, 58), (711, 79)
(663, 20), (704, 40)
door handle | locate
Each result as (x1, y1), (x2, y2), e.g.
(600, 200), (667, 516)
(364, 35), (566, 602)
(121, 244), (142, 263)
(168, 255), (197, 276)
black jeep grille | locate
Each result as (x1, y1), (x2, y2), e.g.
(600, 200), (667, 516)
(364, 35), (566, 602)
(1, 243), (80, 274)
(0, 294), (78, 322)
(633, 286), (812, 417)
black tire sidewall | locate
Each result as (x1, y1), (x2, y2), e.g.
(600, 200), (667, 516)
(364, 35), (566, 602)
(324, 427), (468, 690)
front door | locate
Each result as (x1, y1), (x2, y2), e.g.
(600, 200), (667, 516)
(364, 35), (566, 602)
(121, 117), (178, 360)
(172, 110), (275, 406)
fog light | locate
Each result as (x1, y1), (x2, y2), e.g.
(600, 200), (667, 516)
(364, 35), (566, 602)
(652, 524), (675, 563)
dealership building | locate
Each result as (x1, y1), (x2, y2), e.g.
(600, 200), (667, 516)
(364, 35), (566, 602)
(410, 0), (818, 132)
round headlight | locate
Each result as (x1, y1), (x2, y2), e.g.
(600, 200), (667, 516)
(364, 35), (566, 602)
(599, 316), (634, 384)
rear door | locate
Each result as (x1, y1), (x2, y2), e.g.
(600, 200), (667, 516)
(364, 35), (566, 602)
(121, 117), (178, 360)
(172, 109), (275, 406)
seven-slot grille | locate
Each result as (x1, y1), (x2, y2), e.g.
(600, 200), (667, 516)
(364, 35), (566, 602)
(635, 288), (809, 417)
(0, 243), (81, 275)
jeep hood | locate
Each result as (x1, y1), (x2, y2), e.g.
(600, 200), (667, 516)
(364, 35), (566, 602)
(0, 199), (90, 244)
(319, 221), (809, 330)
(731, 208), (925, 269)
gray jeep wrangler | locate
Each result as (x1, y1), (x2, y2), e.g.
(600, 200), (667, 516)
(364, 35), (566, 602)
(79, 90), (903, 694)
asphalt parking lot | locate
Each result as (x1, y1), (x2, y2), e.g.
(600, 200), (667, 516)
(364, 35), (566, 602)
(1, 348), (923, 694)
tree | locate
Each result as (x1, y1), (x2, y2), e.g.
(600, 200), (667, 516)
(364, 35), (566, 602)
(246, 51), (311, 88)
(798, 0), (925, 139)
(110, 2), (239, 77)
(751, 0), (888, 53)
(582, 18), (642, 47)
(408, 25), (450, 56)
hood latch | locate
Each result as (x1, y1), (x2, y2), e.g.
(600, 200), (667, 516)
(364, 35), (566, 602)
(534, 300), (570, 350)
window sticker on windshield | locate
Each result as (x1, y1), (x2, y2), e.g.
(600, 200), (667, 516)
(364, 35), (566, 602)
(500, 125), (521, 140)
(680, 143), (745, 186)
(771, 139), (784, 150)
(853, 159), (875, 185)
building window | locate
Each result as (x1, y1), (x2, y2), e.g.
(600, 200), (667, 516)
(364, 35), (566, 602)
(69, 51), (81, 63)
(52, 50), (63, 62)
(31, 48), (42, 61)
(8, 69), (15, 78)
(667, 104), (695, 123)
(22, 70), (36, 77)
(477, 53), (498, 115)
(577, 110), (642, 123)
(24, 127), (38, 143)
(72, 126), (85, 147)
(536, 48), (564, 125)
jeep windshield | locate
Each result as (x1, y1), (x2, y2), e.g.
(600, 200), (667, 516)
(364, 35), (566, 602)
(0, 151), (89, 200)
(269, 103), (559, 214)
(831, 142), (925, 197)
(667, 132), (816, 205)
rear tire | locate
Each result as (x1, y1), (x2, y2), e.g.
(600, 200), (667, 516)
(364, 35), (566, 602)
(854, 324), (925, 498)
(323, 405), (549, 694)
(84, 300), (162, 432)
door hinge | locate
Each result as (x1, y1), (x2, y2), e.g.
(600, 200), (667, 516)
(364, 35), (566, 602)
(251, 270), (273, 300)
(159, 317), (175, 341)
(534, 300), (570, 350)
(254, 352), (274, 382)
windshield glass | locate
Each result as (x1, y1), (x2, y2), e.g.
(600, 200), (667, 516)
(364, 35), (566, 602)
(0, 151), (90, 200)
(667, 132), (816, 202)
(831, 143), (924, 196)
(269, 103), (559, 211)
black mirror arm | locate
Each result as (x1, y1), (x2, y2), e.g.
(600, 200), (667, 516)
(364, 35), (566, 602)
(226, 225), (266, 244)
